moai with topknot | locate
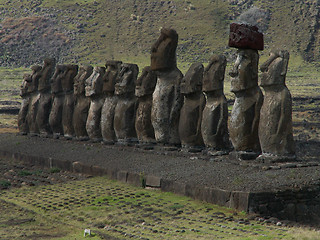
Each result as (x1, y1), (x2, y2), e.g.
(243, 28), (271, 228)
(258, 50), (295, 160)
(85, 66), (105, 142)
(100, 60), (122, 144)
(228, 23), (264, 160)
(73, 65), (93, 141)
(151, 28), (183, 146)
(49, 65), (67, 138)
(135, 66), (157, 145)
(62, 64), (78, 139)
(36, 58), (56, 137)
(113, 63), (139, 145)
(178, 63), (205, 152)
(18, 74), (32, 135)
(201, 55), (230, 155)
(26, 65), (42, 136)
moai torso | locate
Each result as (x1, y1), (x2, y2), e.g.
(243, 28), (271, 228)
(62, 64), (78, 139)
(113, 63), (139, 144)
(101, 60), (122, 144)
(73, 65), (93, 140)
(178, 63), (205, 150)
(201, 55), (230, 153)
(26, 65), (42, 136)
(49, 65), (67, 138)
(259, 50), (295, 159)
(135, 66), (157, 145)
(36, 58), (56, 137)
(229, 49), (263, 155)
(18, 74), (31, 135)
(150, 28), (183, 146)
(85, 66), (105, 142)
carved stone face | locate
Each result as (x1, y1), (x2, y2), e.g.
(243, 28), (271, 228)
(74, 65), (93, 95)
(38, 57), (56, 91)
(102, 60), (122, 93)
(61, 64), (78, 92)
(20, 74), (31, 97)
(135, 66), (157, 97)
(27, 65), (42, 93)
(180, 63), (204, 95)
(85, 66), (105, 97)
(115, 63), (139, 95)
(51, 65), (67, 94)
(229, 49), (259, 92)
(151, 28), (178, 71)
(202, 55), (227, 92)
(260, 50), (289, 87)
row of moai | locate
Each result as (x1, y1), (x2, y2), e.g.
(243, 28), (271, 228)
(18, 23), (295, 161)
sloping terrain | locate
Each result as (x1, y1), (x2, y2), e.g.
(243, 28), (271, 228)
(0, 0), (320, 70)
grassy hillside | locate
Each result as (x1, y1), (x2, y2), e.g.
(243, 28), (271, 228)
(0, 0), (320, 73)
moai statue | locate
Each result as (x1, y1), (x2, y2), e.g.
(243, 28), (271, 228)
(228, 23), (264, 160)
(135, 66), (157, 145)
(18, 74), (32, 135)
(26, 65), (42, 136)
(36, 58), (56, 137)
(85, 66), (105, 142)
(201, 55), (230, 155)
(49, 65), (67, 138)
(151, 28), (183, 146)
(114, 63), (139, 145)
(73, 65), (93, 141)
(178, 63), (205, 152)
(101, 60), (122, 144)
(62, 64), (78, 139)
(258, 50), (295, 160)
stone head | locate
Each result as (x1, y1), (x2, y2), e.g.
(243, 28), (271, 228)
(85, 66), (105, 97)
(74, 65), (93, 95)
(151, 28), (178, 71)
(135, 66), (157, 97)
(38, 57), (56, 91)
(51, 65), (67, 94)
(102, 60), (122, 93)
(260, 50), (289, 87)
(115, 63), (139, 95)
(27, 65), (42, 93)
(62, 64), (78, 92)
(181, 63), (204, 95)
(202, 55), (227, 92)
(229, 49), (259, 92)
(20, 74), (31, 96)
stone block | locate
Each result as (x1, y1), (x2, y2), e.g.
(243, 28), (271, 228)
(230, 191), (250, 211)
(160, 179), (186, 196)
(127, 172), (142, 187)
(228, 23), (264, 50)
(146, 175), (161, 188)
(117, 171), (128, 183)
(51, 158), (73, 172)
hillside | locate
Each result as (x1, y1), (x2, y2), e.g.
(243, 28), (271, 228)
(0, 0), (320, 71)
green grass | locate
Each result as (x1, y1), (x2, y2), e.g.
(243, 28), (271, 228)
(1, 176), (318, 239)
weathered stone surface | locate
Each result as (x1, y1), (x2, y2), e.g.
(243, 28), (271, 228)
(229, 49), (263, 154)
(73, 65), (93, 141)
(229, 23), (264, 50)
(259, 50), (295, 158)
(114, 63), (139, 144)
(62, 64), (78, 139)
(85, 66), (105, 142)
(135, 66), (157, 144)
(179, 63), (205, 150)
(201, 55), (230, 151)
(151, 28), (178, 71)
(18, 74), (31, 135)
(101, 60), (122, 144)
(49, 65), (67, 138)
(36, 58), (56, 137)
(26, 65), (42, 136)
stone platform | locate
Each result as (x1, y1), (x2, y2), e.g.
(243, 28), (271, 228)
(0, 133), (320, 224)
